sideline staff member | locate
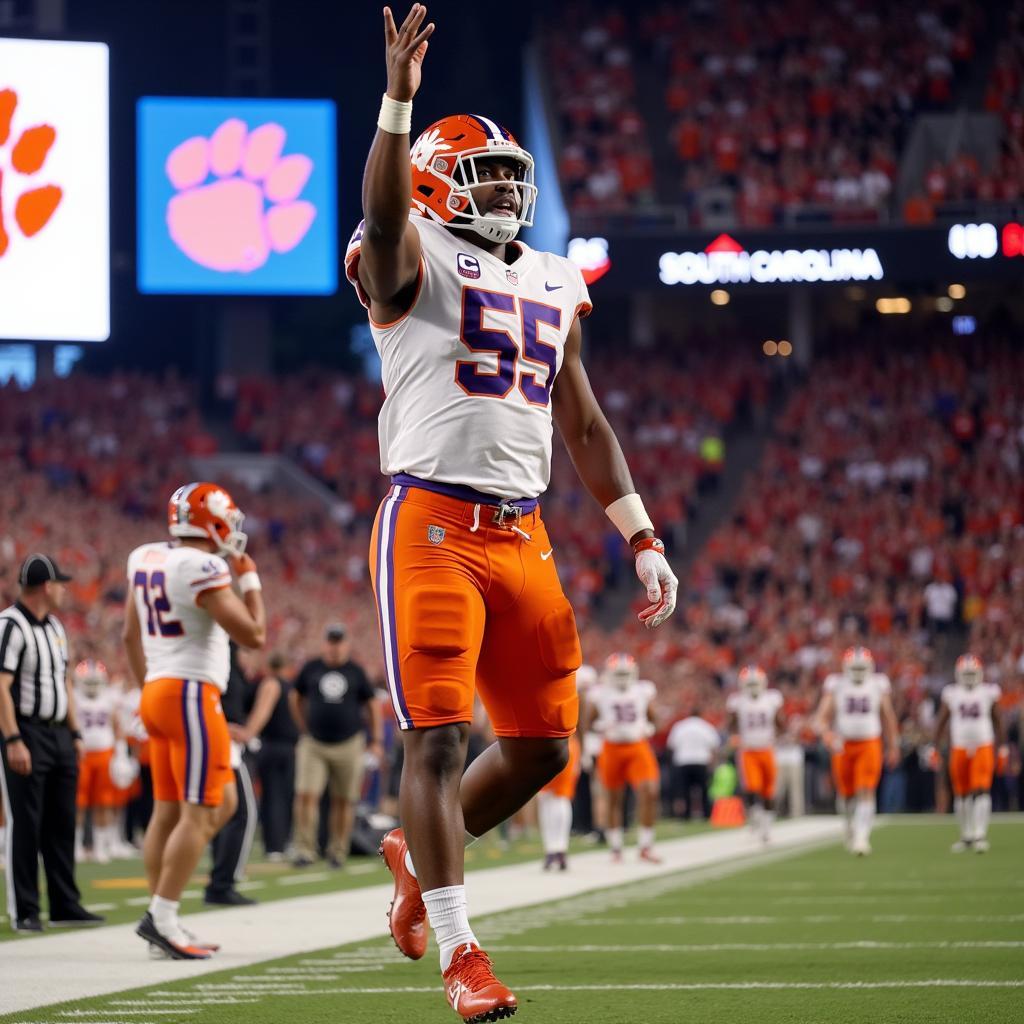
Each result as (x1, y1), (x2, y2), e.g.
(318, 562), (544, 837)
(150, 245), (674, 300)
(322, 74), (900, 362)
(0, 554), (103, 932)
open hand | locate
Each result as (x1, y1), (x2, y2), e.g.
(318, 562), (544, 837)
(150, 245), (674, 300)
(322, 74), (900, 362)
(636, 547), (678, 629)
(384, 5), (435, 103)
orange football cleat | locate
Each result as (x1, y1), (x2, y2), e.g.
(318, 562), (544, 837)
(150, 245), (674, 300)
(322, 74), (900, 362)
(379, 828), (427, 960)
(443, 942), (517, 1023)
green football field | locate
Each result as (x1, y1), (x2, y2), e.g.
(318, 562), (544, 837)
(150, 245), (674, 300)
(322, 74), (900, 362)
(3, 819), (1022, 1024)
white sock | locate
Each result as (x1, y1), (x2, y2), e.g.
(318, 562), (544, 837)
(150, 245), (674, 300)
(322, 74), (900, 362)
(537, 794), (559, 855)
(607, 826), (623, 852)
(422, 885), (477, 972)
(760, 810), (775, 838)
(954, 796), (968, 839)
(638, 825), (655, 850)
(749, 804), (763, 829)
(149, 895), (180, 937)
(971, 793), (991, 841)
(556, 797), (573, 854)
(853, 797), (874, 844)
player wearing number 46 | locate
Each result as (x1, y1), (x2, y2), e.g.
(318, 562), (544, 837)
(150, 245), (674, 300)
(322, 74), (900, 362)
(932, 654), (1008, 854)
(814, 647), (900, 857)
(348, 6), (679, 1022)
(123, 483), (265, 961)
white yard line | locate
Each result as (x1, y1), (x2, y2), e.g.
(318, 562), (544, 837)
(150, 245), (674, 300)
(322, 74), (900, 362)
(484, 941), (1024, 953)
(0, 817), (841, 1015)
(579, 914), (1024, 925)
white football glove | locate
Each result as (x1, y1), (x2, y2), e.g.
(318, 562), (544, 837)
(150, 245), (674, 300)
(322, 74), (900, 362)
(635, 547), (678, 629)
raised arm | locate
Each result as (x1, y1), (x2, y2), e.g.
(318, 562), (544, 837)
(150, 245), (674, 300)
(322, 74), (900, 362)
(357, 5), (434, 310)
(552, 318), (678, 628)
(197, 554), (266, 650)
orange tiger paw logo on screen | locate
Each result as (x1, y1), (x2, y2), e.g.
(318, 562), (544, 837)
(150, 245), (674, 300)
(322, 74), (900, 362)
(0, 87), (63, 258)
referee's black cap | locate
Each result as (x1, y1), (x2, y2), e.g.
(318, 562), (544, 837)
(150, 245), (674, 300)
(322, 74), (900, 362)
(19, 553), (73, 587)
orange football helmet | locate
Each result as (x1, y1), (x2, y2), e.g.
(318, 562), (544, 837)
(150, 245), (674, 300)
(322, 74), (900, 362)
(168, 482), (247, 556)
(74, 658), (109, 698)
(739, 664), (768, 697)
(841, 645), (874, 683)
(954, 653), (983, 688)
(409, 113), (537, 244)
(604, 652), (639, 690)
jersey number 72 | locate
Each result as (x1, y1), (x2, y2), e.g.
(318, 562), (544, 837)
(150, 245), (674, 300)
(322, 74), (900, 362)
(133, 570), (185, 638)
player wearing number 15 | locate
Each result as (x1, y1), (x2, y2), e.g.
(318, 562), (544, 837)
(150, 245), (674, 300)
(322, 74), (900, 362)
(348, 6), (678, 1021)
(122, 482), (265, 960)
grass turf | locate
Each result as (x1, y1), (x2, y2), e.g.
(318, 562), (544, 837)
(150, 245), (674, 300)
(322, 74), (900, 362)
(2, 820), (1022, 1024)
(0, 819), (706, 939)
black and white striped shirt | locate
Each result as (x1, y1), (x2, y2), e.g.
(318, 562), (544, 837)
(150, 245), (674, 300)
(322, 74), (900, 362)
(0, 602), (70, 722)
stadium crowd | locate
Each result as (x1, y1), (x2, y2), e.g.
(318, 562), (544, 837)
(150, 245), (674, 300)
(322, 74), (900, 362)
(546, 1), (1024, 227)
(2, 333), (1021, 860)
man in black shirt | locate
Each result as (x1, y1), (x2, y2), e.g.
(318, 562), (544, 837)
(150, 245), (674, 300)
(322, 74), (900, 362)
(290, 624), (382, 868)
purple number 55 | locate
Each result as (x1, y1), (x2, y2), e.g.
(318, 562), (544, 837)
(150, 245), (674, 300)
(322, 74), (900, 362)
(456, 288), (562, 407)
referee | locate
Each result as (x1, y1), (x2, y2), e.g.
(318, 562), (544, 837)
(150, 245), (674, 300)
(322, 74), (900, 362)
(0, 554), (103, 932)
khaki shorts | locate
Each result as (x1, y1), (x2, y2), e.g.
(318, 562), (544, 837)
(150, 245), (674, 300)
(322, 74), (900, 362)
(295, 733), (366, 802)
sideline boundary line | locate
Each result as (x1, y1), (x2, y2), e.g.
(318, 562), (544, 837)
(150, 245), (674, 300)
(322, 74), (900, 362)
(1, 818), (841, 1015)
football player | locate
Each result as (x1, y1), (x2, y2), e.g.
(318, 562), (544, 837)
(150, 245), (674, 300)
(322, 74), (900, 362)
(933, 654), (1007, 853)
(584, 654), (661, 863)
(351, 7), (679, 1020)
(726, 665), (785, 844)
(123, 482), (265, 959)
(73, 660), (123, 864)
(814, 646), (900, 856)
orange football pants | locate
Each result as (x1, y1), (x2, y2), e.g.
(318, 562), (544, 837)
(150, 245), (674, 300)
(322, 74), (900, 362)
(832, 737), (883, 799)
(76, 748), (118, 809)
(739, 748), (777, 800)
(369, 482), (582, 737)
(949, 744), (994, 796)
(597, 739), (660, 791)
(140, 677), (231, 807)
(542, 734), (581, 799)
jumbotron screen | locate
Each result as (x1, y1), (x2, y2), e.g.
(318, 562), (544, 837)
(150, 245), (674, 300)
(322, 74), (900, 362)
(0, 38), (110, 342)
(137, 97), (337, 295)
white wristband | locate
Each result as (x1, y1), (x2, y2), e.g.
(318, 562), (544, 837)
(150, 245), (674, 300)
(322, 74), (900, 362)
(238, 572), (262, 594)
(605, 493), (654, 544)
(378, 93), (412, 135)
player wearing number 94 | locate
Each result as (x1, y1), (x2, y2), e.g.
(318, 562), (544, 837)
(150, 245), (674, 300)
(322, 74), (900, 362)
(348, 6), (679, 1021)
(122, 482), (265, 961)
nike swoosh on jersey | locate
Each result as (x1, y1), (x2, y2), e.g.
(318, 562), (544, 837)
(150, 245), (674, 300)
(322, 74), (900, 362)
(541, 549), (554, 560)
(544, 282), (562, 292)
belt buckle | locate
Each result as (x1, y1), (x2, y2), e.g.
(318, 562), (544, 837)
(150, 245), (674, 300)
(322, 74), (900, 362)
(492, 501), (522, 528)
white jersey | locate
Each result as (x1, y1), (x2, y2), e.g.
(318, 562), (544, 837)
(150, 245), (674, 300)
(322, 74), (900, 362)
(346, 214), (592, 499)
(126, 542), (232, 692)
(727, 689), (784, 750)
(77, 688), (118, 752)
(824, 672), (891, 741)
(942, 683), (1000, 752)
(592, 680), (656, 744)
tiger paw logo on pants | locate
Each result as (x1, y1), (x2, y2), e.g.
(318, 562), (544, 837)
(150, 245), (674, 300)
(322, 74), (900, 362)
(0, 88), (62, 257)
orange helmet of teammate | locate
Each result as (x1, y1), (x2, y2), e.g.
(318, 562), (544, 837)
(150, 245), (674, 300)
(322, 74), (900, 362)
(954, 653), (983, 688)
(739, 664), (768, 697)
(409, 113), (537, 244)
(841, 646), (874, 684)
(167, 482), (247, 556)
(74, 658), (109, 699)
(604, 652), (638, 691)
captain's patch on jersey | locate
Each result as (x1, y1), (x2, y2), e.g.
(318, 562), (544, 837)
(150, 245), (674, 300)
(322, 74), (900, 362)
(456, 252), (481, 279)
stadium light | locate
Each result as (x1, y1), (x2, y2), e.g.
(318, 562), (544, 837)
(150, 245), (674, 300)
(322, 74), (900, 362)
(948, 284), (966, 300)
(935, 296), (954, 312)
(876, 297), (911, 314)
(710, 289), (730, 306)
(777, 340), (793, 357)
(762, 340), (778, 356)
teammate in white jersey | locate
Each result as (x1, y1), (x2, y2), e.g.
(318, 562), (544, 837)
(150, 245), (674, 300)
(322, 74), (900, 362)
(726, 666), (785, 843)
(123, 482), (265, 960)
(74, 660), (123, 863)
(351, 8), (678, 1019)
(584, 654), (661, 863)
(815, 646), (899, 855)
(933, 654), (1007, 853)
